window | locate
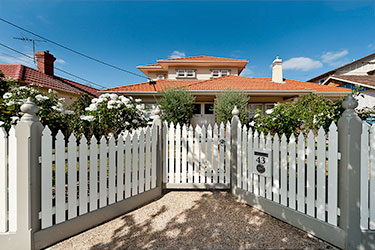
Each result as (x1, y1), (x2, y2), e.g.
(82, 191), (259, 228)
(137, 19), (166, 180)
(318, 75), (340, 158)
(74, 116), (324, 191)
(221, 70), (229, 76)
(176, 69), (196, 78)
(249, 104), (264, 117)
(157, 74), (165, 80)
(211, 69), (230, 78)
(204, 104), (214, 114)
(193, 104), (201, 114)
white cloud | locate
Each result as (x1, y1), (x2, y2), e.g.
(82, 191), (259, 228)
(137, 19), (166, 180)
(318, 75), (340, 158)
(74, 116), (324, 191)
(321, 49), (348, 65)
(55, 59), (66, 65)
(240, 67), (253, 77)
(169, 50), (185, 59)
(0, 52), (34, 67)
(283, 57), (323, 71)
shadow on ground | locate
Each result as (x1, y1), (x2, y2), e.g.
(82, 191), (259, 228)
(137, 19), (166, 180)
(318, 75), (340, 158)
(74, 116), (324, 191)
(82, 191), (335, 249)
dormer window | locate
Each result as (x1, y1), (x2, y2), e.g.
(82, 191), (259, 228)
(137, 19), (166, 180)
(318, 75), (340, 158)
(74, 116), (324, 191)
(157, 74), (165, 80)
(176, 69), (196, 78)
(211, 69), (231, 78)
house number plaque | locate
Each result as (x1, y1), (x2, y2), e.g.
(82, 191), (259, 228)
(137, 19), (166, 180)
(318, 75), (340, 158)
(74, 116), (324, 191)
(253, 149), (272, 177)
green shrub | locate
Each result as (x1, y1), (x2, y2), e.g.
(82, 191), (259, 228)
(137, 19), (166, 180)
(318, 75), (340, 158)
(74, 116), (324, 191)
(157, 88), (195, 125)
(214, 90), (249, 124)
(252, 94), (344, 137)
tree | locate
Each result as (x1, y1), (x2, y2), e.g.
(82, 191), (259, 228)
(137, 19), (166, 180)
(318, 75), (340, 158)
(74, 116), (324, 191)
(214, 90), (249, 124)
(251, 94), (344, 137)
(157, 88), (195, 125)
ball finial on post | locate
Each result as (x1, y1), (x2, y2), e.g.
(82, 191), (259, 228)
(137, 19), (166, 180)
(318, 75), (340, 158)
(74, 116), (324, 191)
(342, 94), (358, 110)
(20, 97), (39, 122)
(232, 105), (239, 117)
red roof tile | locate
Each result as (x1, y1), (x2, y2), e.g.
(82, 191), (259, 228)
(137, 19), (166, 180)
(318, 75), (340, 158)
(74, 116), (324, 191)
(102, 75), (350, 94)
(157, 55), (248, 62)
(0, 64), (99, 97)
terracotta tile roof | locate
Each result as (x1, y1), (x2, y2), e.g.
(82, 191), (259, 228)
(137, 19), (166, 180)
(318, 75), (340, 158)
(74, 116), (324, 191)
(330, 75), (375, 88)
(157, 55), (248, 62)
(103, 75), (350, 94)
(0, 64), (99, 97)
(137, 64), (162, 68)
(102, 79), (200, 92)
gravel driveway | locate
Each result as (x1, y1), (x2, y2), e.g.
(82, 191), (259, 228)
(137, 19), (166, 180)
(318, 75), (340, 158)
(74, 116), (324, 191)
(51, 191), (337, 249)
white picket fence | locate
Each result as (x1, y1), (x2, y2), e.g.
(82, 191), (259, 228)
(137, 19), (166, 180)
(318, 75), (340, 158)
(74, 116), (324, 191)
(0, 127), (16, 233)
(236, 122), (339, 226)
(39, 125), (158, 229)
(360, 122), (375, 230)
(164, 122), (231, 186)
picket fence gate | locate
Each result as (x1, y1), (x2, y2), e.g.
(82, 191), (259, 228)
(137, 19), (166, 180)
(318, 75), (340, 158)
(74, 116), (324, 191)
(164, 122), (231, 188)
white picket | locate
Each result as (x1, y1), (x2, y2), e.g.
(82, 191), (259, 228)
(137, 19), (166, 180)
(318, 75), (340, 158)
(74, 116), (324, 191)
(139, 131), (145, 193)
(297, 132), (305, 213)
(176, 124), (181, 183)
(370, 125), (375, 229)
(125, 134), (132, 198)
(219, 123), (225, 184)
(194, 126), (201, 183)
(188, 125), (194, 183)
(213, 124), (219, 184)
(163, 122), (168, 183)
(206, 125), (213, 184)
(68, 134), (78, 219)
(272, 134), (280, 202)
(145, 127), (151, 191)
(89, 136), (98, 212)
(237, 123), (242, 188)
(280, 134), (287, 206)
(306, 130), (315, 217)
(265, 133), (272, 199)
(117, 135), (124, 200)
(99, 136), (108, 208)
(247, 128), (253, 192)
(79, 135), (88, 215)
(225, 122), (231, 185)
(169, 123), (175, 183)
(0, 128), (7, 232)
(55, 130), (66, 224)
(108, 135), (116, 204)
(151, 125), (157, 188)
(132, 133), (139, 196)
(259, 132), (265, 197)
(253, 130), (259, 196)
(288, 134), (296, 209)
(41, 126), (53, 228)
(316, 127), (326, 221)
(201, 126), (207, 183)
(8, 127), (16, 232)
(327, 122), (338, 226)
(360, 122), (370, 229)
(181, 124), (187, 183)
(242, 125), (248, 190)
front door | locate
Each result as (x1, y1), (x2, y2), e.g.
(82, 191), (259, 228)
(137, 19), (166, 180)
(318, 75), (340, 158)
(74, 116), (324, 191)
(191, 103), (215, 127)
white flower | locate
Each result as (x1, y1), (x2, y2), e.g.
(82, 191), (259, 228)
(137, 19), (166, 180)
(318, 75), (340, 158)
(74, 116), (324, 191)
(64, 110), (74, 115)
(119, 96), (129, 104)
(48, 89), (53, 93)
(3, 92), (12, 99)
(11, 116), (19, 123)
(6, 100), (15, 106)
(265, 109), (273, 115)
(135, 98), (142, 103)
(35, 94), (49, 101)
(0, 121), (4, 126)
(58, 97), (65, 102)
(110, 94), (118, 100)
(85, 103), (98, 111)
(249, 121), (255, 126)
(92, 98), (99, 104)
(125, 121), (130, 126)
(254, 114), (260, 118)
(80, 115), (94, 122)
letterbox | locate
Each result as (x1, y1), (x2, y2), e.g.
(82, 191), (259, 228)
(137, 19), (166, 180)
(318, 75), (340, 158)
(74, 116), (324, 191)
(253, 148), (272, 177)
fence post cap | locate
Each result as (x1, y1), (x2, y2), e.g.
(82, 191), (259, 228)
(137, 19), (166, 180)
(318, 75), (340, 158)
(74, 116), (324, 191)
(232, 105), (239, 116)
(20, 97), (39, 122)
(342, 94), (358, 110)
(153, 105), (161, 116)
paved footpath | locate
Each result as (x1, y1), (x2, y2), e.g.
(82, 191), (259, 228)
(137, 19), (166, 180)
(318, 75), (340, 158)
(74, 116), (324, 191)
(51, 191), (337, 250)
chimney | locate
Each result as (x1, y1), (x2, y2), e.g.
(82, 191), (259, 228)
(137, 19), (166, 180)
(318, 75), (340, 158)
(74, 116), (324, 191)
(35, 50), (56, 76)
(272, 56), (284, 83)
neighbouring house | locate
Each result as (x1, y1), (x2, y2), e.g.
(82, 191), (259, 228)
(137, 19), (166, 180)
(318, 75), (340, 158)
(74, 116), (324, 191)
(0, 50), (99, 105)
(102, 55), (350, 126)
(308, 52), (375, 110)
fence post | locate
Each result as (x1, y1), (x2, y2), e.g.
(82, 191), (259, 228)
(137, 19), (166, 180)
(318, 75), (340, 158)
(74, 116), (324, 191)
(230, 106), (240, 193)
(338, 94), (362, 249)
(153, 106), (164, 191)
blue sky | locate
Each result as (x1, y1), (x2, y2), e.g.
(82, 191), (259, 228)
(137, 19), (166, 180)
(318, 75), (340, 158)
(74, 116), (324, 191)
(0, 1), (374, 89)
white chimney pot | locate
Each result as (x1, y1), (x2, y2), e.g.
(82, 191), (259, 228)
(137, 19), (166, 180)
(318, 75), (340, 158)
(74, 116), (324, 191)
(272, 56), (284, 83)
